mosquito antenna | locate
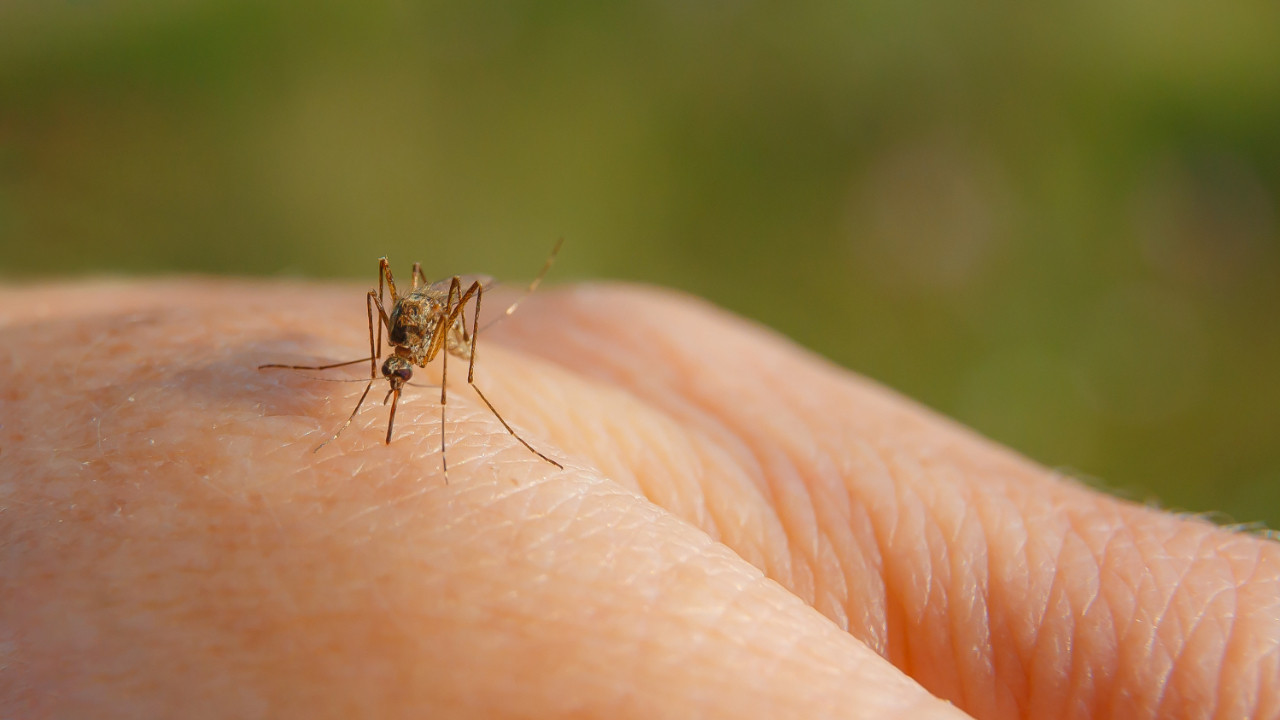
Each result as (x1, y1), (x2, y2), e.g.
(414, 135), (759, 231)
(477, 238), (563, 333)
(504, 237), (561, 317)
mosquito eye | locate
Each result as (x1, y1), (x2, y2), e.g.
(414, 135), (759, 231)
(381, 358), (413, 384)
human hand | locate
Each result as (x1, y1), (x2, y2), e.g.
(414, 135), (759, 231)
(2, 280), (1276, 719)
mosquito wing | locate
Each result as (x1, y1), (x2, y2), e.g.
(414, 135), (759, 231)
(422, 274), (497, 299)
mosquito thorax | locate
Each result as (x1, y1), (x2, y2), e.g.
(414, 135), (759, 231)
(381, 355), (413, 390)
(387, 294), (441, 349)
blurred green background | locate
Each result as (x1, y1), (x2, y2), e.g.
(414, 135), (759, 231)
(2, 1), (1277, 528)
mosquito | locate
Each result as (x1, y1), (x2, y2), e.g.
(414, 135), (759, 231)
(260, 240), (564, 481)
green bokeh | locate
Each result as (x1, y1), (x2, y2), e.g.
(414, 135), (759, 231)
(2, 0), (1277, 528)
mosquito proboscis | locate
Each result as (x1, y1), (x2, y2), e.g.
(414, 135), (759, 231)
(260, 240), (564, 481)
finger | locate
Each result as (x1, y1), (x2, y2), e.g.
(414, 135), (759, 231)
(0, 281), (971, 720)
(493, 283), (1280, 720)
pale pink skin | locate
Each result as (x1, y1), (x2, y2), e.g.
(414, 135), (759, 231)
(1, 280), (1276, 720)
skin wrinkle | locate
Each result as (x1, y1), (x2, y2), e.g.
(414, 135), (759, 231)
(495, 294), (802, 591)
(1264, 646), (1280, 718)
(1136, 526), (1203, 718)
(824, 444), (864, 633)
(728, 368), (831, 597)
(936, 465), (990, 716)
(973, 486), (1032, 713)
(1076, 502), (1132, 716)
(1063, 535), (1106, 720)
(870, 446), (920, 672)
(1025, 510), (1071, 718)
(730, 587), (817, 709)
(5, 281), (1279, 718)
(1152, 537), (1221, 717)
(954, 485), (998, 719)
(1107, 520), (1161, 719)
(1074, 569), (1114, 720)
(1155, 526), (1230, 715)
(487, 346), (786, 572)
(811, 485), (853, 632)
(502, 285), (1280, 718)
(1177, 582), (1233, 717)
(1204, 546), (1266, 718)
(948, 439), (1249, 720)
(503, 288), (890, 644)
(465, 481), (926, 717)
(1037, 547), (1078, 720)
(878, 448), (947, 682)
(1228, 544), (1279, 718)
(847, 438), (899, 655)
(838, 486), (887, 643)
(533, 370), (724, 541)
(330, 278), (962, 707)
(757, 401), (860, 629)
(733, 369), (886, 632)
(617, 390), (782, 575)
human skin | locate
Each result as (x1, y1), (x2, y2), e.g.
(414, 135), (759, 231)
(0, 279), (1276, 720)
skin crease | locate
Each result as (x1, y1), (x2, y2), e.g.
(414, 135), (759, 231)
(0, 280), (1276, 720)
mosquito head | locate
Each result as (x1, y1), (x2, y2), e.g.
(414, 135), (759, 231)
(381, 355), (413, 391)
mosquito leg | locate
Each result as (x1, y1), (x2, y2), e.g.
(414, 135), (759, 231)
(378, 257), (401, 351)
(364, 290), (381, 379)
(313, 378), (374, 453)
(370, 289), (393, 341)
(257, 293), (385, 374)
(412, 262), (429, 289)
(435, 276), (479, 361)
(448, 275), (462, 311)
(367, 288), (397, 368)
(462, 281), (483, 382)
(377, 260), (386, 350)
(437, 278), (466, 482)
(379, 257), (400, 302)
(448, 275), (469, 346)
(466, 383), (563, 469)
(259, 286), (391, 377)
(455, 281), (564, 470)
(446, 278), (481, 331)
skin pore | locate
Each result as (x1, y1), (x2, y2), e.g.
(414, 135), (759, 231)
(1, 280), (1276, 719)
